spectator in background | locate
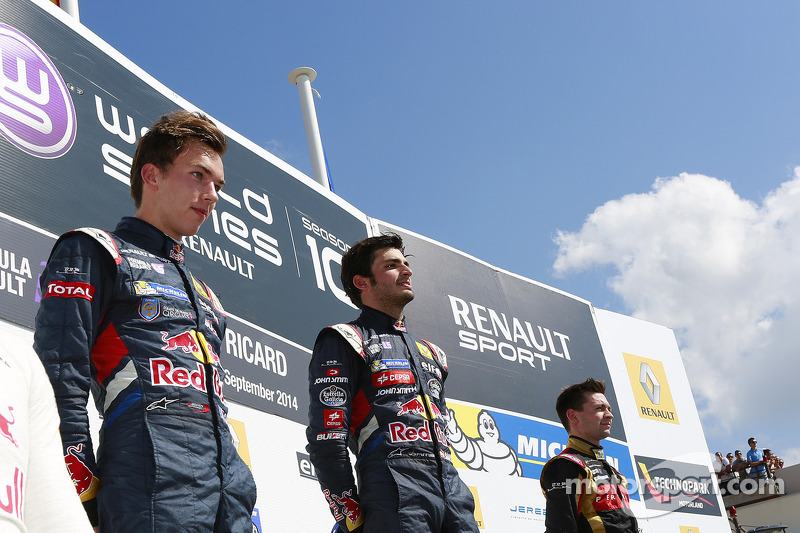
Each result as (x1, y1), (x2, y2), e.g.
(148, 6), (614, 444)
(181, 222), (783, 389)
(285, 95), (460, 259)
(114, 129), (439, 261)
(714, 451), (734, 495)
(731, 450), (749, 482)
(747, 437), (768, 479)
(764, 449), (783, 479)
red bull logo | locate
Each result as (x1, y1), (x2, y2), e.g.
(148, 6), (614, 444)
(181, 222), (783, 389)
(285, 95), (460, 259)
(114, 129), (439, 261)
(389, 421), (449, 447)
(162, 330), (200, 354)
(162, 330), (219, 364)
(332, 492), (361, 526)
(324, 489), (363, 528)
(396, 396), (443, 420)
(64, 444), (94, 495)
(0, 406), (18, 448)
(150, 357), (224, 400)
(397, 397), (427, 417)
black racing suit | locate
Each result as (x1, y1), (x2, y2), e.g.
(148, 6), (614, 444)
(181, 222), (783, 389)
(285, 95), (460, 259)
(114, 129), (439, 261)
(540, 436), (638, 533)
(34, 217), (256, 532)
(306, 306), (478, 533)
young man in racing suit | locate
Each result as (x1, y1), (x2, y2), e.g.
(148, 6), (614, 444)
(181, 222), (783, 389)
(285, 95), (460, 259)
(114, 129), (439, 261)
(34, 111), (256, 532)
(306, 234), (479, 533)
(540, 378), (638, 533)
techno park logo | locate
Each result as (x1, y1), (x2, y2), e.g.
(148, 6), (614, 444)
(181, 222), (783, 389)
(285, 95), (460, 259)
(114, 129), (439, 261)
(623, 352), (679, 424)
(0, 24), (77, 158)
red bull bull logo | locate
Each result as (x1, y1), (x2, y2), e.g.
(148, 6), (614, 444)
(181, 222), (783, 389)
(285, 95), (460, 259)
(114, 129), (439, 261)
(397, 397), (427, 417)
(324, 489), (363, 528)
(396, 396), (443, 420)
(64, 444), (94, 495)
(162, 330), (219, 364)
(0, 406), (18, 448)
(162, 330), (200, 354)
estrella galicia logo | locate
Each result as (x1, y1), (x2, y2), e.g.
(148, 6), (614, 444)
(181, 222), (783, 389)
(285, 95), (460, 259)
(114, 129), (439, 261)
(0, 24), (77, 158)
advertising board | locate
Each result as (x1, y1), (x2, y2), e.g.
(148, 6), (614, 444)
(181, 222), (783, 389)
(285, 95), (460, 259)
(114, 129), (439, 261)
(0, 1), (727, 530)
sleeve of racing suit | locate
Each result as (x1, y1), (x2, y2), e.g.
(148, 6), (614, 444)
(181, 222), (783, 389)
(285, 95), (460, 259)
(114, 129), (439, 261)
(306, 329), (364, 533)
(540, 458), (584, 533)
(33, 232), (115, 526)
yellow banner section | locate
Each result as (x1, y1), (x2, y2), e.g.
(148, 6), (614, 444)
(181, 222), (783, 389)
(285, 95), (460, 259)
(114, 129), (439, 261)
(623, 352), (680, 425)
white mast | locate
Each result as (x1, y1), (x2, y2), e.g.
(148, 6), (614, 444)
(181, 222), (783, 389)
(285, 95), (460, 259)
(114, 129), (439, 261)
(288, 67), (330, 190)
(57, 0), (80, 20)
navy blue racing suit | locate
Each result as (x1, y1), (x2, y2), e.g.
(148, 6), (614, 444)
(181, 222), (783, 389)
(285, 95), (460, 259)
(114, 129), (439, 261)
(306, 306), (478, 533)
(34, 217), (256, 532)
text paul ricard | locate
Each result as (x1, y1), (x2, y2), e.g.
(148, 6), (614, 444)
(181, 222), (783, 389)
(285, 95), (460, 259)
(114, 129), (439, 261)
(447, 295), (571, 371)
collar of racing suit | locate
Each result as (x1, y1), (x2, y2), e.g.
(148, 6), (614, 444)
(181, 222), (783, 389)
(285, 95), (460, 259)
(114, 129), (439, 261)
(566, 435), (607, 461)
(115, 217), (183, 259)
(359, 305), (409, 333)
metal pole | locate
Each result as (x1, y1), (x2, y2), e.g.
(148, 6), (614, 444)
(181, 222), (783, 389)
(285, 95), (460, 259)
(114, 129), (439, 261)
(288, 67), (329, 190)
(57, 0), (80, 21)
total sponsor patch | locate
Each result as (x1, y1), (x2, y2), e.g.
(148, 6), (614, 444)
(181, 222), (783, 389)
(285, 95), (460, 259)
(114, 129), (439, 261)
(319, 385), (347, 407)
(44, 281), (95, 301)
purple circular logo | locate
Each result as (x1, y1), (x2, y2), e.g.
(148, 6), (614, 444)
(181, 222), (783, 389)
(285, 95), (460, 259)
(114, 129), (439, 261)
(0, 24), (76, 158)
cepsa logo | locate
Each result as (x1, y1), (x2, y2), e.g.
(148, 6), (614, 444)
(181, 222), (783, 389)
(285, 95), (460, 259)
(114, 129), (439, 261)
(623, 353), (679, 425)
(0, 24), (76, 158)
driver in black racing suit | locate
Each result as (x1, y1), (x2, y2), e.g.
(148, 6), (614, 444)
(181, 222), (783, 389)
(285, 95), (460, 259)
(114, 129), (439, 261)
(306, 234), (478, 533)
(540, 378), (638, 533)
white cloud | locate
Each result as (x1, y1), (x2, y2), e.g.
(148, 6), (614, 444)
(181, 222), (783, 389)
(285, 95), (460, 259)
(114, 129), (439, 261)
(554, 172), (800, 465)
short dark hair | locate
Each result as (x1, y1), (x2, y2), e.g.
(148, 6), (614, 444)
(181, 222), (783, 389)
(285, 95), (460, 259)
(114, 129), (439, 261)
(130, 110), (227, 207)
(748, 437), (756, 445)
(341, 233), (404, 307)
(555, 378), (606, 432)
(735, 450), (742, 454)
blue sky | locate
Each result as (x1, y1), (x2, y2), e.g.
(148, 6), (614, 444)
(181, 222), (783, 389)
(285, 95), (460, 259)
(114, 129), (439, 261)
(76, 1), (800, 465)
